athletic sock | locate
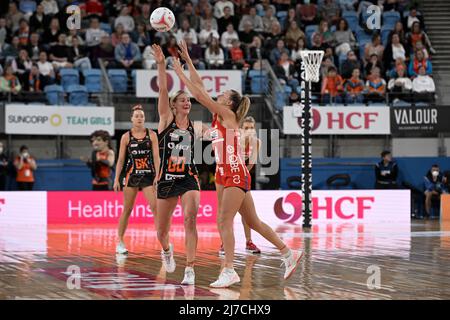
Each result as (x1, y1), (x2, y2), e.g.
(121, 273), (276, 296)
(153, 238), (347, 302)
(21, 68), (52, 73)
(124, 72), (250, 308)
(282, 249), (292, 260)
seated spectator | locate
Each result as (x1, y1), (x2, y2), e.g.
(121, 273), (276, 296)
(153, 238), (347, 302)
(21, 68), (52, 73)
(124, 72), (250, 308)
(41, 0), (59, 16)
(41, 17), (60, 47)
(37, 51), (55, 86)
(291, 38), (307, 63)
(412, 66), (435, 103)
(389, 21), (407, 46)
(69, 37), (92, 70)
(383, 0), (399, 11)
(423, 164), (448, 218)
(220, 23), (239, 50)
(312, 20), (333, 48)
(199, 20), (220, 48)
(25, 63), (44, 92)
(256, 0), (277, 16)
(320, 56), (336, 79)
(283, 8), (300, 31)
(341, 50), (362, 80)
(339, 0), (358, 11)
(134, 3), (151, 31)
(85, 17), (107, 48)
(131, 23), (151, 51)
(217, 6), (238, 35)
(274, 52), (298, 90)
(163, 36), (181, 58)
(414, 40), (429, 60)
(27, 32), (42, 62)
(228, 39), (246, 69)
(29, 5), (49, 34)
(214, 0), (235, 19)
(114, 6), (135, 33)
(49, 34), (73, 70)
(142, 45), (156, 70)
(66, 30), (85, 47)
(264, 21), (283, 51)
(0, 18), (9, 49)
(262, 7), (279, 35)
(269, 39), (289, 65)
(332, 18), (356, 57)
(178, 1), (200, 32)
(319, 0), (340, 25)
(12, 49), (32, 85)
(375, 150), (398, 189)
(408, 50), (432, 78)
(365, 53), (384, 80)
(321, 66), (344, 104)
(364, 34), (384, 65)
(238, 7), (263, 33)
(112, 23), (126, 47)
(184, 37), (205, 70)
(0, 64), (21, 95)
(247, 35), (267, 62)
(285, 20), (306, 45)
(176, 19), (198, 44)
(365, 67), (386, 103)
(298, 1), (318, 27)
(203, 37), (223, 69)
(114, 33), (142, 70)
(239, 21), (258, 49)
(14, 145), (37, 191)
(388, 65), (412, 102)
(7, 2), (24, 33)
(85, 0), (104, 20)
(407, 21), (435, 54)
(310, 32), (330, 52)
(405, 7), (424, 31)
(0, 142), (8, 191)
(3, 36), (21, 62)
(383, 33), (407, 73)
(199, 5), (218, 31)
(15, 19), (30, 47)
(344, 68), (365, 104)
(387, 58), (407, 79)
(91, 35), (115, 68)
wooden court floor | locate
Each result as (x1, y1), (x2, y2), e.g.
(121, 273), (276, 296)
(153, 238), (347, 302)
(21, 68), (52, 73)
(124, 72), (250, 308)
(1, 220), (449, 300)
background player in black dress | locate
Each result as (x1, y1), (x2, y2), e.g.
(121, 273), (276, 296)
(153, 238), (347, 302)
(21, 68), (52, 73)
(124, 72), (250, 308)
(114, 105), (160, 254)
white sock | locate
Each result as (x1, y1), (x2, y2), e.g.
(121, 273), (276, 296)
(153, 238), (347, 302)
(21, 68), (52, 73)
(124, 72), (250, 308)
(282, 249), (292, 259)
(223, 267), (234, 274)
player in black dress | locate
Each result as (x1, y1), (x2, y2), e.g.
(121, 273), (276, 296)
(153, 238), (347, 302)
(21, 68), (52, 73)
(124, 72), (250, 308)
(152, 44), (205, 285)
(114, 105), (160, 255)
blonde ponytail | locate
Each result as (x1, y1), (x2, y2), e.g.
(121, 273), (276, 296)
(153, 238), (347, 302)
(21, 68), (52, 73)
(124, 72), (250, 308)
(235, 96), (251, 123)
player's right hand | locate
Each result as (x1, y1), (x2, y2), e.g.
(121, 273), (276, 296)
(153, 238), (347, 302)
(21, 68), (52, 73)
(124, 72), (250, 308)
(113, 180), (121, 192)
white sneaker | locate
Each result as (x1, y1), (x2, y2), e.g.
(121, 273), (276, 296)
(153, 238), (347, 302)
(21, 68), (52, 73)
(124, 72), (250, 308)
(210, 268), (240, 288)
(181, 267), (195, 285)
(281, 250), (304, 280)
(116, 242), (128, 254)
(161, 243), (176, 273)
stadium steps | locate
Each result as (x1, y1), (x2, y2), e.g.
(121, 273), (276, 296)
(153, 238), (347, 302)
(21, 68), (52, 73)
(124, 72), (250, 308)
(422, 0), (450, 104)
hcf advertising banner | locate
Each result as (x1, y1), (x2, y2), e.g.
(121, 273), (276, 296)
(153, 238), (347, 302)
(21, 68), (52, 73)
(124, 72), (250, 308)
(5, 104), (114, 136)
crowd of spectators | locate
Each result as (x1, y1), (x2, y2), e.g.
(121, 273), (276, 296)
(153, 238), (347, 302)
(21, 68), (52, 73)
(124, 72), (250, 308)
(0, 0), (436, 105)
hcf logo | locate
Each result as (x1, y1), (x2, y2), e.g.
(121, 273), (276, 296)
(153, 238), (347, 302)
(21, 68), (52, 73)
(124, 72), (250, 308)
(274, 192), (302, 223)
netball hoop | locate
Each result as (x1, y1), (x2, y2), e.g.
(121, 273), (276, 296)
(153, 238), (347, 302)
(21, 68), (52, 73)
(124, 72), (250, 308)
(298, 50), (323, 229)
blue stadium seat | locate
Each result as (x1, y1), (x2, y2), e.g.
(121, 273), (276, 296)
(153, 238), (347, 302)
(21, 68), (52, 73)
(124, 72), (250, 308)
(44, 85), (64, 105)
(67, 85), (89, 106)
(275, 91), (287, 111)
(250, 75), (268, 94)
(100, 23), (112, 35)
(59, 68), (80, 92)
(131, 69), (137, 91)
(82, 69), (102, 93)
(284, 85), (292, 94)
(342, 11), (359, 32)
(248, 70), (268, 78)
(383, 11), (401, 28)
(381, 27), (393, 46)
(305, 24), (318, 46)
(19, 0), (37, 14)
(107, 69), (128, 93)
(276, 11), (288, 26)
(356, 29), (373, 44)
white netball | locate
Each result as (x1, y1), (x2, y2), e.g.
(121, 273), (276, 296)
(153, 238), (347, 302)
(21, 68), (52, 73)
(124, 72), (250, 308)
(150, 7), (176, 32)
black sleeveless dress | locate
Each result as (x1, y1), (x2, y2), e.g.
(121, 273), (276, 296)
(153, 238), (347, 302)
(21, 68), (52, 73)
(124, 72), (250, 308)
(157, 118), (199, 199)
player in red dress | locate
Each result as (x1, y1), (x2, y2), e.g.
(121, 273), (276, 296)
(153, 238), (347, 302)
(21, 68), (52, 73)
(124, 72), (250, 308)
(172, 41), (303, 288)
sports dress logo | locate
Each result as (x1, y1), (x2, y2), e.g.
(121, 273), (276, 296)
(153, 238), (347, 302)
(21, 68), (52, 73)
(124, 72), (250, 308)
(274, 192), (302, 223)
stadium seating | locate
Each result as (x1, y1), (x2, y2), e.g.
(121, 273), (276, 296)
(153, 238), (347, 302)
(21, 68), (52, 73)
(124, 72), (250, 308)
(107, 69), (128, 93)
(44, 85), (64, 105)
(59, 69), (80, 92)
(19, 0), (37, 14)
(67, 85), (89, 106)
(82, 69), (103, 93)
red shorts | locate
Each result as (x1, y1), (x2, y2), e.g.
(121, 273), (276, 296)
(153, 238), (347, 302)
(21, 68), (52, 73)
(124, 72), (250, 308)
(215, 166), (251, 192)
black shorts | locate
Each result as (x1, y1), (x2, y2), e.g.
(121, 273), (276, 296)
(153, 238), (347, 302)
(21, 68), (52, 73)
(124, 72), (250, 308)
(123, 174), (155, 189)
(157, 175), (200, 199)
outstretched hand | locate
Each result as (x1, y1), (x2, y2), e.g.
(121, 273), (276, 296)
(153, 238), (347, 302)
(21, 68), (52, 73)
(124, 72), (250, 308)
(177, 40), (191, 63)
(151, 44), (165, 65)
(172, 57), (184, 75)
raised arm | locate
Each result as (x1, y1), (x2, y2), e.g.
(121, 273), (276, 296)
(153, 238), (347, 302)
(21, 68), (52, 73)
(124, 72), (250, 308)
(178, 40), (204, 89)
(172, 57), (235, 122)
(152, 44), (173, 130)
(113, 133), (129, 192)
